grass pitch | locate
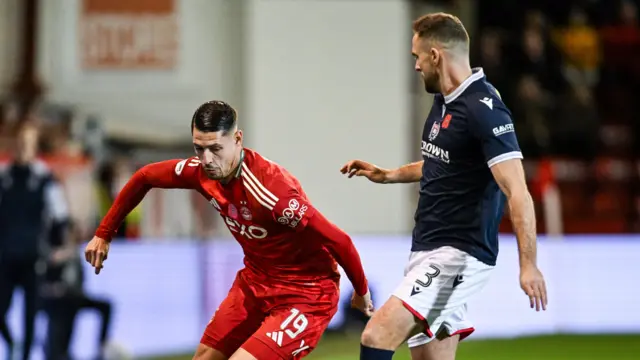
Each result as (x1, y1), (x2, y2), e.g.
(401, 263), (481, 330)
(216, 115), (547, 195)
(148, 333), (640, 360)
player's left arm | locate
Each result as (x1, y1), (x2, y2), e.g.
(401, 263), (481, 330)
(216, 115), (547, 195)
(305, 212), (369, 297)
(469, 93), (547, 311)
(250, 170), (369, 297)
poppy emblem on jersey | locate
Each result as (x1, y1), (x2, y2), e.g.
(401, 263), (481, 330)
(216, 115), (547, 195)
(240, 206), (252, 221)
(228, 204), (238, 219)
(428, 121), (441, 141)
(442, 114), (452, 129)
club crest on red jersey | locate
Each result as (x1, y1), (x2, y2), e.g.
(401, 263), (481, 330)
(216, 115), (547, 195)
(240, 206), (252, 221)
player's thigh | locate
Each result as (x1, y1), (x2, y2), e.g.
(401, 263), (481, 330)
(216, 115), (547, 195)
(241, 302), (337, 359)
(200, 277), (265, 358)
(410, 332), (460, 360)
(399, 247), (493, 347)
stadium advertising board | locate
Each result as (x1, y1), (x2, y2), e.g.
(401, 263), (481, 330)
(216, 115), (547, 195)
(2, 236), (638, 359)
(79, 0), (179, 70)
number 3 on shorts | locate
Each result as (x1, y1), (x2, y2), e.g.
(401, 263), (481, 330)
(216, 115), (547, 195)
(280, 308), (308, 339)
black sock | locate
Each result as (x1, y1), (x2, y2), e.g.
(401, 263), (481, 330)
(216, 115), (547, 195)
(360, 344), (394, 360)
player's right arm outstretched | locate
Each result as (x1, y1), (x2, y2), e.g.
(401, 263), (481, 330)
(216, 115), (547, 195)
(85, 158), (200, 274)
(340, 159), (423, 183)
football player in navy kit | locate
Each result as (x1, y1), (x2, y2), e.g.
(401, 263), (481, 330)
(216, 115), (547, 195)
(341, 12), (547, 360)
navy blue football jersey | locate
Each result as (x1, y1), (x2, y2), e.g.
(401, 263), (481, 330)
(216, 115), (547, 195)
(412, 68), (522, 266)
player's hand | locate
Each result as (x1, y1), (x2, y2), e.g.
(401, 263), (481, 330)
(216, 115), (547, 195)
(340, 160), (389, 184)
(351, 289), (374, 317)
(84, 236), (110, 275)
(519, 265), (547, 311)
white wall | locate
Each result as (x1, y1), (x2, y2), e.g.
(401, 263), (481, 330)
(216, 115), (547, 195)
(245, 0), (412, 233)
(35, 0), (416, 233)
(37, 0), (236, 144)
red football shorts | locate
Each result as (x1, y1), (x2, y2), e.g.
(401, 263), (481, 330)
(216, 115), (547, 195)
(200, 271), (339, 359)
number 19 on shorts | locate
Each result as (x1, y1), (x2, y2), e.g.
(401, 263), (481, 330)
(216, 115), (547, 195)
(281, 308), (308, 339)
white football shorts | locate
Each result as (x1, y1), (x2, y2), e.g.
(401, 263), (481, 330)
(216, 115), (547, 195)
(392, 246), (494, 348)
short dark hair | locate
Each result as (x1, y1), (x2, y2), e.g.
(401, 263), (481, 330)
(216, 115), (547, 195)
(191, 100), (237, 135)
(412, 13), (469, 50)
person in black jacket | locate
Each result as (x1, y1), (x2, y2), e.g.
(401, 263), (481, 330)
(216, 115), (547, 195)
(0, 122), (69, 360)
(42, 219), (113, 360)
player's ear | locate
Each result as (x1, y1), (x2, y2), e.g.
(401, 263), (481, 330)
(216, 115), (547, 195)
(430, 48), (440, 67)
(235, 130), (243, 145)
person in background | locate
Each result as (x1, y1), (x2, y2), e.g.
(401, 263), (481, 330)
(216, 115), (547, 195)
(42, 220), (113, 360)
(473, 29), (512, 106)
(553, 6), (601, 87)
(96, 159), (142, 240)
(0, 122), (69, 360)
(511, 75), (554, 158)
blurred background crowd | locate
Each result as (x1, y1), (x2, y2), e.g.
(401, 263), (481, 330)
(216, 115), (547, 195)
(2, 0), (639, 240)
(477, 0), (640, 234)
(0, 0), (639, 359)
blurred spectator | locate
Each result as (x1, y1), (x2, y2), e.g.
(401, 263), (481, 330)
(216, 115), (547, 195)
(0, 122), (69, 360)
(524, 9), (548, 33)
(83, 116), (107, 165)
(42, 220), (113, 360)
(474, 29), (513, 105)
(553, 83), (599, 159)
(96, 158), (142, 240)
(600, 0), (640, 78)
(518, 26), (566, 93)
(553, 6), (601, 87)
(511, 75), (554, 157)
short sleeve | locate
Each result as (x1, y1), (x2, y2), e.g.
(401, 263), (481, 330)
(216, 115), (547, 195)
(468, 94), (523, 167)
(241, 165), (316, 231)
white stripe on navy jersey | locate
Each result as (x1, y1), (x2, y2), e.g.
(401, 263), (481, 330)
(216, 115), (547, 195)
(487, 151), (523, 168)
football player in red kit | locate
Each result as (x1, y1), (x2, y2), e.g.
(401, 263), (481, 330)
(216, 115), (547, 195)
(84, 100), (373, 360)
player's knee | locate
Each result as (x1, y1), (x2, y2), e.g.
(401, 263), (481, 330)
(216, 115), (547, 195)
(361, 322), (406, 352)
(228, 348), (258, 360)
(361, 297), (420, 349)
(360, 322), (388, 348)
(193, 344), (228, 360)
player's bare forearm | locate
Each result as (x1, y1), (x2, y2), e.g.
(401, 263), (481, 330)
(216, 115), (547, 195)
(386, 161), (424, 183)
(490, 158), (537, 269)
(507, 192), (538, 268)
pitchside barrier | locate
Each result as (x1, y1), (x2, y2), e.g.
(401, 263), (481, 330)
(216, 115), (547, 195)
(2, 236), (639, 359)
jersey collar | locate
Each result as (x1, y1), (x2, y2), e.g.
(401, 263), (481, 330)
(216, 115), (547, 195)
(443, 67), (484, 104)
(233, 149), (245, 179)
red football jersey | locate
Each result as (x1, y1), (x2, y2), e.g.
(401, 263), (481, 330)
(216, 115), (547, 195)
(177, 149), (339, 283)
(96, 148), (373, 292)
